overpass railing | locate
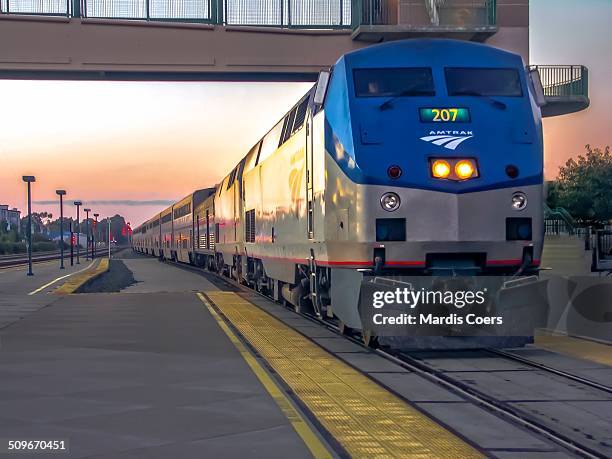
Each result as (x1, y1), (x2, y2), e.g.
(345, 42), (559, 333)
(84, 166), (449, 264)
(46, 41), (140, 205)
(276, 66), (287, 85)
(1, 0), (70, 15)
(351, 0), (496, 28)
(0, 0), (352, 27)
(529, 65), (589, 99)
(225, 0), (351, 27)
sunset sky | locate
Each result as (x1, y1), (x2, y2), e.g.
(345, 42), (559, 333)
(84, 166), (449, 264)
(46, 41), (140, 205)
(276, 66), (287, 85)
(1, 0), (610, 225)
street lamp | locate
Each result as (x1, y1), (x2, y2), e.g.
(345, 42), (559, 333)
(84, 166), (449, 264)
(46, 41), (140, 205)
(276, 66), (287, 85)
(22, 176), (36, 276)
(56, 190), (66, 269)
(93, 213), (99, 260)
(107, 217), (111, 260)
(84, 208), (91, 261)
(73, 201), (82, 264)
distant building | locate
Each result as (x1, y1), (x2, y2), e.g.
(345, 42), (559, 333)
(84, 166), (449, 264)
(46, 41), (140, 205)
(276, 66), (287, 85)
(0, 205), (21, 233)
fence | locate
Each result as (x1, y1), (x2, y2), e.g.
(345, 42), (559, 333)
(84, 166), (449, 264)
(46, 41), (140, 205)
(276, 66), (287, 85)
(1, 0), (352, 25)
(83, 0), (213, 21)
(225, 0), (350, 27)
(1, 0), (70, 15)
(529, 65), (589, 99)
(545, 218), (575, 236)
(1, 0), (502, 28)
(598, 231), (612, 259)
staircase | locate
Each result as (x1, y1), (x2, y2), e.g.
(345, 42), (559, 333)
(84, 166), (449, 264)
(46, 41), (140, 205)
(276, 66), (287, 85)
(541, 235), (590, 276)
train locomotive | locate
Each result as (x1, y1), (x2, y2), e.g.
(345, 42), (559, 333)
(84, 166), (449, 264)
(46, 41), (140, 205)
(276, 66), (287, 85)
(133, 39), (548, 348)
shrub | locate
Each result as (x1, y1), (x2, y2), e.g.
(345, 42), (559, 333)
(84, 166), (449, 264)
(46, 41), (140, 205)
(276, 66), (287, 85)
(32, 241), (57, 252)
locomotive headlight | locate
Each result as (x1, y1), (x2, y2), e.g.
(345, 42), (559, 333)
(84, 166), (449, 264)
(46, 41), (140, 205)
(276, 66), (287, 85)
(432, 160), (451, 179)
(380, 192), (401, 212)
(511, 192), (528, 211)
(455, 160), (476, 180)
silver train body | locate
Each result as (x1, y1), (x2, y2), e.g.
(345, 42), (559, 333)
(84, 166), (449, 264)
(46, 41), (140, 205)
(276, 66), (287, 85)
(133, 40), (545, 345)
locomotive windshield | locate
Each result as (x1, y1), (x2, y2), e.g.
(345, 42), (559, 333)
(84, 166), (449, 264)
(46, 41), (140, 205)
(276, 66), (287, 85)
(353, 68), (435, 97)
(445, 68), (523, 97)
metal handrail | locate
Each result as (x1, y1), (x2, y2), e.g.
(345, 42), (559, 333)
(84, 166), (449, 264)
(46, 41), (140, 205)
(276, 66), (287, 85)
(1, 0), (71, 16)
(2, 0), (499, 29)
(351, 0), (496, 29)
(529, 65), (589, 98)
(1, 0), (352, 27)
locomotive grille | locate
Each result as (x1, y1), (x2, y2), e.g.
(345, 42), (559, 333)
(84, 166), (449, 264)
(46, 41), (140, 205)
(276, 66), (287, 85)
(245, 209), (256, 243)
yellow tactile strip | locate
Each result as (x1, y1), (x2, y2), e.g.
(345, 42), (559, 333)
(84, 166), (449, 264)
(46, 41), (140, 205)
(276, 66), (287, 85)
(205, 292), (483, 459)
(535, 331), (612, 366)
(54, 258), (109, 295)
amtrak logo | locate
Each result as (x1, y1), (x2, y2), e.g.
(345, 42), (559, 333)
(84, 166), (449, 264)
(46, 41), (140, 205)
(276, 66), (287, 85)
(420, 131), (474, 150)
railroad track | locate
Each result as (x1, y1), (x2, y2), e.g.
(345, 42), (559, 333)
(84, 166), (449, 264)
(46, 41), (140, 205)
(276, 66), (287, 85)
(0, 249), (61, 261)
(0, 248), (116, 268)
(387, 350), (608, 459)
(486, 348), (612, 394)
(159, 255), (609, 459)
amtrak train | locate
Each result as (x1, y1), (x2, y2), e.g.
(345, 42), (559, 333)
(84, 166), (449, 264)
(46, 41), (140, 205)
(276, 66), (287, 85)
(133, 39), (547, 346)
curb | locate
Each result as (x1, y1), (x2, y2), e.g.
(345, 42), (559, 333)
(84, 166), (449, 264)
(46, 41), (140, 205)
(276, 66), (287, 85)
(53, 258), (110, 295)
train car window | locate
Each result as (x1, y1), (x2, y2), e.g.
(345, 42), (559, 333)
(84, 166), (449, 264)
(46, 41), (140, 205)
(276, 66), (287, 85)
(227, 168), (237, 190)
(236, 158), (246, 182)
(354, 68), (435, 97)
(292, 97), (309, 134)
(258, 120), (284, 165)
(280, 107), (297, 146)
(161, 213), (172, 224)
(254, 142), (263, 167)
(244, 141), (261, 173)
(218, 177), (226, 196)
(279, 111), (292, 146)
(446, 68), (523, 97)
(173, 203), (191, 219)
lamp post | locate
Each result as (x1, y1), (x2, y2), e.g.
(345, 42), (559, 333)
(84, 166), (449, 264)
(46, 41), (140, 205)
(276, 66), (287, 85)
(93, 213), (99, 259)
(107, 217), (111, 260)
(84, 208), (91, 261)
(56, 190), (66, 269)
(22, 176), (36, 276)
(73, 201), (82, 264)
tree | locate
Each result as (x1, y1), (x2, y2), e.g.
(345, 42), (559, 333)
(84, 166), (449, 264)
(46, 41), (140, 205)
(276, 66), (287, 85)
(549, 145), (612, 225)
(20, 213), (49, 237)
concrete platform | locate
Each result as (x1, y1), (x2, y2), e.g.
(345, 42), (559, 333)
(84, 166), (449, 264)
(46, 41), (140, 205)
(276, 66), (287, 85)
(120, 259), (217, 293)
(0, 259), (105, 330)
(0, 257), (321, 458)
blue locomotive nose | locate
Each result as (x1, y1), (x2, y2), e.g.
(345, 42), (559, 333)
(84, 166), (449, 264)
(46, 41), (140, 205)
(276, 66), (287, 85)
(323, 39), (544, 195)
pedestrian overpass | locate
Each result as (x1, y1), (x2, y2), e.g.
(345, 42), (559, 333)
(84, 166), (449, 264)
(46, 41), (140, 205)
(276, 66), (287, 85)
(0, 0), (589, 116)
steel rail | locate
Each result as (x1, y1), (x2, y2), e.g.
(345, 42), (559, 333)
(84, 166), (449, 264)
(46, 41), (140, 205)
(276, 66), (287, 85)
(0, 248), (115, 268)
(0, 249), (62, 260)
(486, 348), (612, 394)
